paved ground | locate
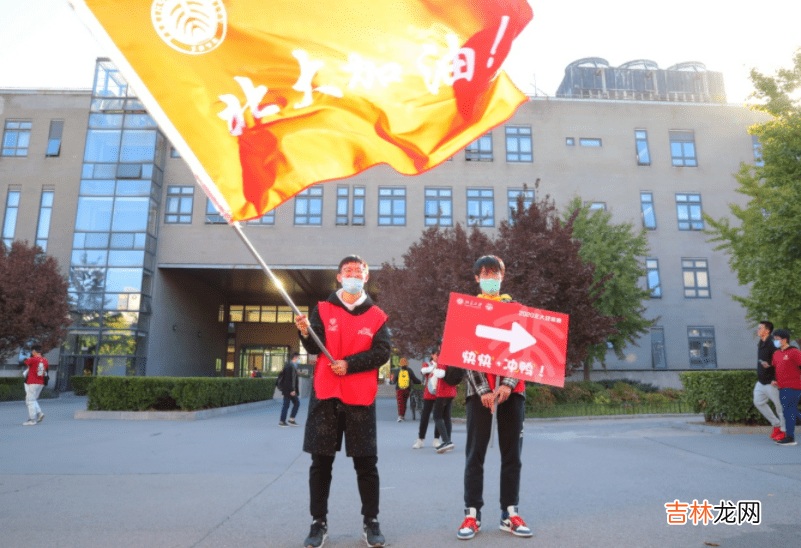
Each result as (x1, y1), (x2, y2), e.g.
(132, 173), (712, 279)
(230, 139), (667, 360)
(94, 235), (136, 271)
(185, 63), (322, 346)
(2, 395), (800, 548)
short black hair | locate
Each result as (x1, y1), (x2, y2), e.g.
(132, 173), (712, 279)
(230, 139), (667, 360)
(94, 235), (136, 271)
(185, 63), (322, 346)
(339, 255), (368, 273)
(290, 352), (300, 360)
(760, 321), (774, 333)
(773, 329), (791, 342)
(31, 345), (42, 353)
(473, 255), (505, 277)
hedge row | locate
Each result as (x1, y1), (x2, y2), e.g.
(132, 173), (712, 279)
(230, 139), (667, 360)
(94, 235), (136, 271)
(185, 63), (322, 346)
(0, 377), (57, 401)
(70, 376), (95, 396)
(679, 370), (766, 424)
(86, 377), (276, 411)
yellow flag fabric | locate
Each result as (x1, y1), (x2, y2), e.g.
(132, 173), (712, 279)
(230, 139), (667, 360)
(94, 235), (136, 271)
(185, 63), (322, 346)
(72, 0), (533, 221)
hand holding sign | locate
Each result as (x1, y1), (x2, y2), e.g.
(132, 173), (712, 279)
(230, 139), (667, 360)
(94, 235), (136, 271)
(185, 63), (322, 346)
(439, 292), (569, 388)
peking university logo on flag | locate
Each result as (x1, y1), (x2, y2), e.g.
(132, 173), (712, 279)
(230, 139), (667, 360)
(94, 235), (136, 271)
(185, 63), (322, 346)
(151, 0), (227, 55)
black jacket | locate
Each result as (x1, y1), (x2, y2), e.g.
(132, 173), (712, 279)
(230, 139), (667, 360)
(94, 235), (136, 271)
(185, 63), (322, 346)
(279, 361), (299, 394)
(757, 338), (777, 385)
(299, 291), (391, 457)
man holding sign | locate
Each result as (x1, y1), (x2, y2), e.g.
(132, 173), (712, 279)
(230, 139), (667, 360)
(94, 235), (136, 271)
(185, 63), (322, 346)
(454, 256), (532, 540)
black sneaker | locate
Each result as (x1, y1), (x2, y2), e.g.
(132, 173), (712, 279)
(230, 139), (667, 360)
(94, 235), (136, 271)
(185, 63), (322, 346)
(279, 421), (289, 427)
(363, 518), (385, 547)
(776, 436), (797, 446)
(288, 418), (300, 427)
(303, 519), (327, 548)
(436, 441), (455, 453)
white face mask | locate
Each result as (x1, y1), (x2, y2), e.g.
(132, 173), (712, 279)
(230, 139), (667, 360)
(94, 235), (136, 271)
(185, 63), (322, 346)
(341, 277), (365, 295)
(774, 340), (782, 348)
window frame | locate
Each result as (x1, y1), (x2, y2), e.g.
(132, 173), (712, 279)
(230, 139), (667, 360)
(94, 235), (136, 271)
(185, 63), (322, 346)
(635, 129), (650, 166)
(645, 258), (661, 298)
(467, 188), (495, 227)
(294, 186), (323, 226)
(466, 133), (493, 161)
(164, 185), (194, 224)
(507, 188), (534, 220)
(2, 188), (21, 246)
(640, 191), (656, 230)
(676, 193), (704, 231)
(378, 186), (406, 226)
(669, 131), (697, 167)
(687, 326), (717, 368)
(46, 120), (64, 157)
(752, 135), (764, 167)
(2, 120), (33, 157)
(682, 258), (710, 299)
(579, 138), (602, 147)
(505, 126), (532, 162)
(424, 187), (453, 227)
(205, 198), (227, 224)
(36, 188), (55, 251)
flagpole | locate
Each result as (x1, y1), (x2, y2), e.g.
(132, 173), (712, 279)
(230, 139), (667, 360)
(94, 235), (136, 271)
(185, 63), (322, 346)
(229, 220), (336, 364)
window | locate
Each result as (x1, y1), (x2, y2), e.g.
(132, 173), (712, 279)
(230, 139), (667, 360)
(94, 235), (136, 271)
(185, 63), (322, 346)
(635, 130), (650, 165)
(378, 187), (406, 225)
(670, 131), (697, 167)
(424, 187), (452, 226)
(651, 327), (666, 368)
(2, 189), (20, 246)
(466, 133), (492, 161)
(467, 188), (494, 226)
(164, 185), (194, 224)
(170, 146), (181, 158)
(226, 305), (308, 323)
(645, 258), (661, 298)
(336, 185), (365, 226)
(682, 258), (710, 298)
(36, 189), (54, 251)
(640, 192), (656, 229)
(507, 188), (534, 218)
(46, 120), (64, 157)
(688, 327), (716, 368)
(2, 120), (32, 156)
(294, 186), (323, 225)
(676, 193), (703, 230)
(579, 138), (602, 147)
(205, 198), (227, 224)
(246, 210), (275, 226)
(752, 135), (764, 167)
(565, 138), (575, 146)
(505, 126), (532, 162)
(585, 202), (606, 212)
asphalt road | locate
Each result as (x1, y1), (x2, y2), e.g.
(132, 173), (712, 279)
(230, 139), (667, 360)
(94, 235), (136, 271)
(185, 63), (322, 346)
(2, 395), (800, 548)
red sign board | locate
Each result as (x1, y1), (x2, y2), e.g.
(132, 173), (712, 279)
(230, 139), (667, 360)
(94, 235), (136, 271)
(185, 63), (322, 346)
(439, 292), (569, 388)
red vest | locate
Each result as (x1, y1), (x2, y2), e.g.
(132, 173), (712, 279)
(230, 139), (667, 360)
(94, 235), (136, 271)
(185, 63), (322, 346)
(435, 363), (458, 398)
(314, 301), (388, 405)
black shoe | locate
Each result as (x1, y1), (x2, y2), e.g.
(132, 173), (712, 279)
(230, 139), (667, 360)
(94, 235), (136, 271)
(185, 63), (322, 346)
(288, 418), (300, 427)
(304, 519), (327, 548)
(279, 421), (289, 427)
(363, 518), (385, 547)
(776, 436), (797, 446)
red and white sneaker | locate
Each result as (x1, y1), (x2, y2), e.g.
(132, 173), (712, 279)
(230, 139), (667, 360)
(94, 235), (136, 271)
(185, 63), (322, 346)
(774, 430), (786, 442)
(500, 506), (532, 537)
(771, 427), (782, 440)
(457, 508), (481, 540)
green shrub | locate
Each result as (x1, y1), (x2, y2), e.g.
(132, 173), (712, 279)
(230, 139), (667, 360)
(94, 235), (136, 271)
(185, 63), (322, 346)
(553, 383), (593, 404)
(0, 377), (24, 401)
(0, 384), (13, 401)
(526, 384), (556, 413)
(70, 376), (95, 396)
(679, 371), (765, 424)
(641, 392), (669, 405)
(86, 376), (276, 411)
(595, 379), (659, 393)
(609, 382), (642, 404)
(660, 388), (683, 401)
(593, 389), (612, 404)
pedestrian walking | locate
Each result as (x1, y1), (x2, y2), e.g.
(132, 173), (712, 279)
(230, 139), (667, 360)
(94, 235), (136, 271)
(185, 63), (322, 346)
(22, 346), (48, 426)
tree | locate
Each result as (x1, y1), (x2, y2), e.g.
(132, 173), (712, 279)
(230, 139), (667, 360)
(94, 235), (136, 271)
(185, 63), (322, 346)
(378, 182), (619, 377)
(705, 49), (801, 333)
(564, 198), (655, 379)
(0, 241), (71, 361)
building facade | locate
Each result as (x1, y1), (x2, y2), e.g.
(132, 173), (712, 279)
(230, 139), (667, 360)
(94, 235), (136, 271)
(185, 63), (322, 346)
(0, 59), (769, 388)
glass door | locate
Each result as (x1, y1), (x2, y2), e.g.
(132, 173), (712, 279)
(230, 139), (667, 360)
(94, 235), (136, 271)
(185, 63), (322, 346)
(239, 345), (289, 377)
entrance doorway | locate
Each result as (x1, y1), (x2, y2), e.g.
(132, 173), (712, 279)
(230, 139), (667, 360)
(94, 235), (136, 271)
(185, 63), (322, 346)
(239, 345), (290, 377)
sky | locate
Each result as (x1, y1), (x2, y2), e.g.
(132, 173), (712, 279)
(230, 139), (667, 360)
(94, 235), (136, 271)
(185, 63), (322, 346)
(0, 0), (799, 105)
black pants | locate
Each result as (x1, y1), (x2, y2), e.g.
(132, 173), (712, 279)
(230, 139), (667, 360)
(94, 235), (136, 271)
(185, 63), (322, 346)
(418, 398), (440, 440)
(280, 394), (300, 421)
(433, 397), (454, 444)
(309, 453), (379, 522)
(464, 394), (524, 512)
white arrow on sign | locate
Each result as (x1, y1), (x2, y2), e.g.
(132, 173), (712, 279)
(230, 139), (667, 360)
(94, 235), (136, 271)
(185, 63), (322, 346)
(475, 322), (537, 353)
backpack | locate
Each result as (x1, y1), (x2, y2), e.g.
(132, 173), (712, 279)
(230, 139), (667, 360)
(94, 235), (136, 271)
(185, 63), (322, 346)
(398, 369), (410, 390)
(276, 369), (285, 392)
(443, 366), (465, 386)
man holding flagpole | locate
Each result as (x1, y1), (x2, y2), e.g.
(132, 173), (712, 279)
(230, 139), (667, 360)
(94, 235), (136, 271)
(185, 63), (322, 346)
(295, 255), (391, 548)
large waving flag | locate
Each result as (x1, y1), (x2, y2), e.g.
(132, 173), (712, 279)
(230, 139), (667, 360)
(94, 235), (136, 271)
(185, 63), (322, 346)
(71, 0), (533, 221)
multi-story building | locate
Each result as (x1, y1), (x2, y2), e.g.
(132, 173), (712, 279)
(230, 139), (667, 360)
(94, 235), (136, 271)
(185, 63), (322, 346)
(0, 58), (769, 388)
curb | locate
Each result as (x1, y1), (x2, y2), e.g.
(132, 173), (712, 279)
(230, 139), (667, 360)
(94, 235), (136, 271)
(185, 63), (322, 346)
(671, 421), (773, 435)
(74, 398), (278, 421)
(449, 413), (704, 424)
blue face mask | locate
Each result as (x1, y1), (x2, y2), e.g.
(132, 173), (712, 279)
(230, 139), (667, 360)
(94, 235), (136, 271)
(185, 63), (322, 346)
(774, 340), (782, 348)
(342, 277), (364, 295)
(479, 278), (501, 295)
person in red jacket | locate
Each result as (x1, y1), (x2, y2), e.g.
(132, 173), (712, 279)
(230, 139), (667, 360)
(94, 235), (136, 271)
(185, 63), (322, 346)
(413, 350), (441, 449)
(295, 255), (391, 548)
(770, 329), (801, 446)
(23, 345), (48, 426)
(458, 255), (531, 540)
(432, 355), (459, 453)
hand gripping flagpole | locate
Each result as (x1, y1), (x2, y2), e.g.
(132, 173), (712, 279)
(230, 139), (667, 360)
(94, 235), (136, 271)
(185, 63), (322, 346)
(229, 220), (336, 364)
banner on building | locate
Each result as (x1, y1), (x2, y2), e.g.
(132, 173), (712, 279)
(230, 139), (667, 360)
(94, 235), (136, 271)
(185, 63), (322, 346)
(439, 292), (569, 388)
(70, 0), (533, 221)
